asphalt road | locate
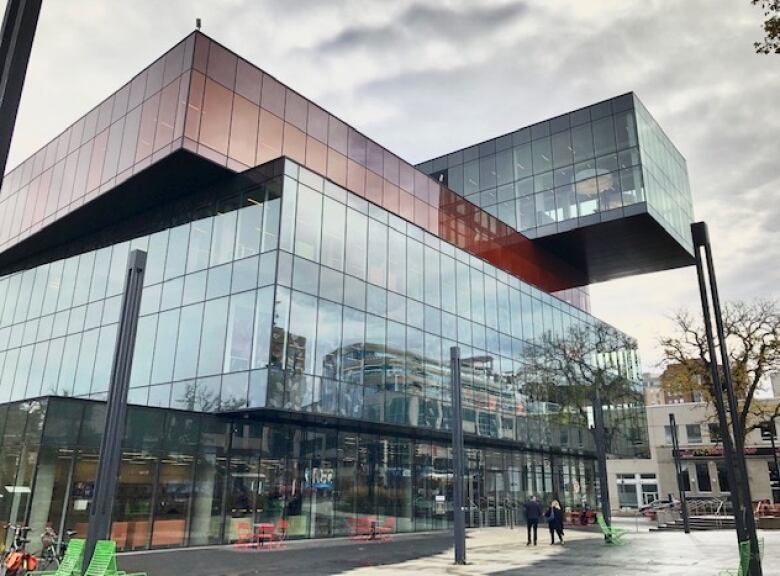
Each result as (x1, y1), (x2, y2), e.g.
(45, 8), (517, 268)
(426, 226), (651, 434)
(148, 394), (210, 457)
(117, 531), (459, 576)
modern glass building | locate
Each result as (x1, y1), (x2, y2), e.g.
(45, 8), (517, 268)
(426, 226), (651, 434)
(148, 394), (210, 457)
(0, 32), (693, 551)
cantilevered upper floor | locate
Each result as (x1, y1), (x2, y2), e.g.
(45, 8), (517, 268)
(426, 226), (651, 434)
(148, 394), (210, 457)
(416, 93), (695, 283)
(0, 32), (693, 294)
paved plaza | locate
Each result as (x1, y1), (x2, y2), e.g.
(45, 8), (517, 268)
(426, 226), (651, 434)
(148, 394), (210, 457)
(117, 521), (780, 576)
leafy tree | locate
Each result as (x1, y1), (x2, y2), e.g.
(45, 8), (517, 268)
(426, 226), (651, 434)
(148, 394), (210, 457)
(660, 299), (780, 440)
(752, 0), (780, 54)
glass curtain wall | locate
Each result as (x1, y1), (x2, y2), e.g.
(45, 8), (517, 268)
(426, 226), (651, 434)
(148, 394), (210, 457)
(12, 398), (598, 551)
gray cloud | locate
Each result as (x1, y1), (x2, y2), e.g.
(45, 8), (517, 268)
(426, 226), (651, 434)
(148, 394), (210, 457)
(314, 2), (528, 53)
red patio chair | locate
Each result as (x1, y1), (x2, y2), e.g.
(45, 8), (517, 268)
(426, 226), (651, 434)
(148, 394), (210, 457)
(374, 517), (395, 542)
(233, 521), (257, 549)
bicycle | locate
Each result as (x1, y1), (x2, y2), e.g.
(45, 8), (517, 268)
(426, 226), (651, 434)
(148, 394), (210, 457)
(0, 525), (37, 576)
(37, 527), (77, 572)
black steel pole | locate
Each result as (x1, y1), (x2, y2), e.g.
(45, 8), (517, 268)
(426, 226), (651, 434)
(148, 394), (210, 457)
(692, 221), (761, 575)
(450, 346), (466, 565)
(669, 413), (690, 533)
(84, 250), (146, 571)
(0, 0), (42, 188)
(592, 377), (612, 539)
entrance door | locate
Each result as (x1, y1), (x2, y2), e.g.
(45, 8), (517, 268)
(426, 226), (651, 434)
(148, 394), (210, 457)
(225, 453), (260, 542)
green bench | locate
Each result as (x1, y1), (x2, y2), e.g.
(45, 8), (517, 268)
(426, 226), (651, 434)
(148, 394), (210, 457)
(37, 539), (146, 576)
(719, 538), (764, 576)
(83, 540), (147, 576)
(37, 538), (86, 576)
(596, 513), (627, 545)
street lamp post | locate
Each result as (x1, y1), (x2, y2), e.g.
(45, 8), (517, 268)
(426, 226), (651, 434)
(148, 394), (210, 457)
(669, 413), (690, 533)
(691, 222), (762, 575)
(450, 346), (466, 565)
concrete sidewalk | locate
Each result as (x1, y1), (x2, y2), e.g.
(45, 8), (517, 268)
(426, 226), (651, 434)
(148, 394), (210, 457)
(342, 526), (780, 576)
(116, 523), (779, 576)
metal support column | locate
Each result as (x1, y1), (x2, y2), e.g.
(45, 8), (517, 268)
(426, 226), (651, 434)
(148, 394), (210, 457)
(669, 413), (690, 533)
(84, 250), (146, 571)
(0, 0), (42, 187)
(450, 346), (466, 565)
(592, 379), (612, 538)
(691, 221), (761, 575)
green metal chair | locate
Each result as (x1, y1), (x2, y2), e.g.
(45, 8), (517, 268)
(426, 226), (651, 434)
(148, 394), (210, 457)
(36, 538), (86, 576)
(719, 538), (764, 576)
(83, 540), (147, 576)
(595, 513), (627, 545)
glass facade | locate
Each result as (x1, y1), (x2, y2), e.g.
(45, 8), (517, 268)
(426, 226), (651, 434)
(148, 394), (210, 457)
(418, 94), (644, 236)
(0, 29), (683, 553)
(0, 158), (645, 549)
(0, 397), (599, 551)
(0, 160), (642, 448)
(0, 36), (194, 252)
(417, 92), (694, 253)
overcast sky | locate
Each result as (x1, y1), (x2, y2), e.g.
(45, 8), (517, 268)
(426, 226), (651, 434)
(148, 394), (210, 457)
(5, 0), (779, 373)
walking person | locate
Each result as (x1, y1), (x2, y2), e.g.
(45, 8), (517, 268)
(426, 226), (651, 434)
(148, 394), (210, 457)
(545, 499), (564, 545)
(523, 495), (542, 546)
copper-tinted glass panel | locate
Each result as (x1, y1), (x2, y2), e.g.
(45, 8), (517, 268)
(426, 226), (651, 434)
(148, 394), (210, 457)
(399, 189), (414, 222)
(282, 122), (306, 164)
(193, 33), (209, 72)
(55, 129), (71, 162)
(199, 79), (233, 155)
(59, 152), (78, 209)
(228, 94), (259, 167)
(145, 58), (165, 99)
(87, 129), (109, 193)
(136, 92), (161, 162)
(173, 72), (189, 141)
(383, 151), (399, 186)
(96, 96), (114, 134)
(382, 181), (399, 215)
(163, 40), (186, 86)
(413, 198), (428, 229)
(128, 71), (147, 110)
(305, 136), (327, 175)
(260, 75), (285, 118)
(348, 128), (367, 165)
(22, 179), (39, 230)
(307, 103), (328, 143)
(82, 108), (99, 146)
(184, 71), (206, 141)
(206, 41), (237, 90)
(326, 148), (347, 187)
(257, 108), (283, 164)
(413, 171), (429, 200)
(328, 115), (348, 155)
(400, 161), (414, 193)
(366, 141), (383, 175)
(117, 106), (142, 174)
(155, 80), (179, 152)
(68, 118), (85, 154)
(72, 142), (92, 201)
(102, 119), (124, 182)
(364, 170), (381, 205)
(235, 59), (262, 104)
(112, 84), (131, 123)
(284, 89), (308, 132)
(346, 160), (366, 197)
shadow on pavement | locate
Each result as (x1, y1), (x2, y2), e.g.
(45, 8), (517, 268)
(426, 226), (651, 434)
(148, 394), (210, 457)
(117, 531), (455, 576)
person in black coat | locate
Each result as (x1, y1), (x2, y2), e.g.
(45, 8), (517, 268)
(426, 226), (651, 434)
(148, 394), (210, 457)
(523, 495), (542, 546)
(545, 499), (564, 544)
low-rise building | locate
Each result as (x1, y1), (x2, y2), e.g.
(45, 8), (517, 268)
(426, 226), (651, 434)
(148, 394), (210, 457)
(608, 382), (780, 512)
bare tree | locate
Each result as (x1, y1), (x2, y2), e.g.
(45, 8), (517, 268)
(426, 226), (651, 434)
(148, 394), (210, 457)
(660, 299), (780, 440)
(523, 323), (646, 455)
(752, 0), (780, 54)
